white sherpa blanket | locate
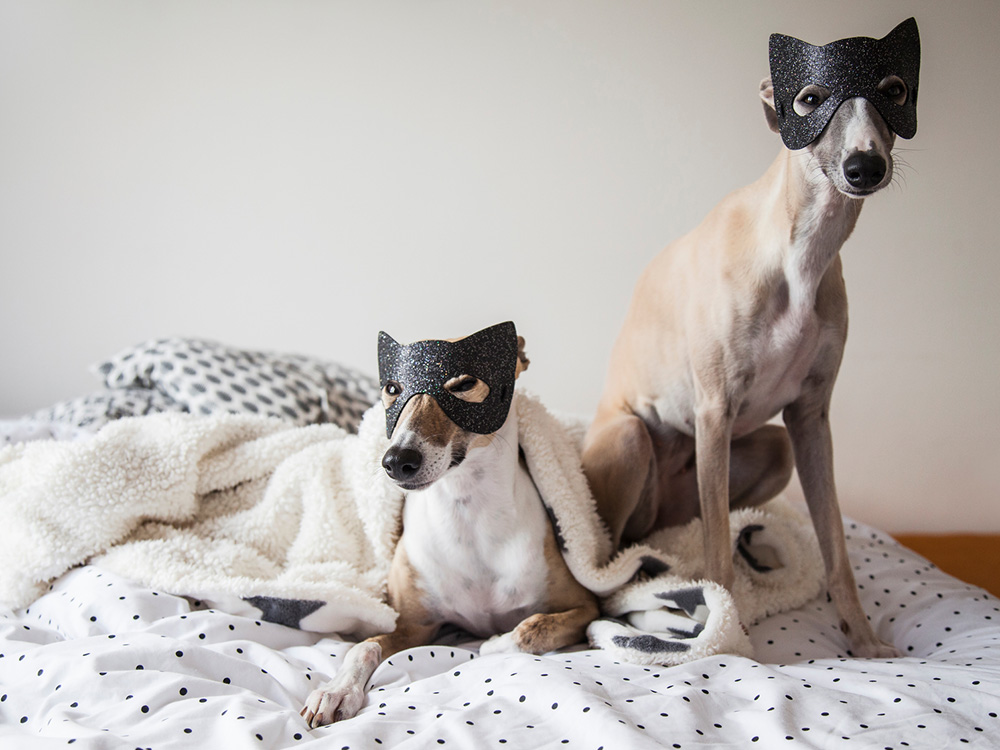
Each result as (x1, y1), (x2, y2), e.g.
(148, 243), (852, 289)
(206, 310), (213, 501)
(0, 391), (824, 664)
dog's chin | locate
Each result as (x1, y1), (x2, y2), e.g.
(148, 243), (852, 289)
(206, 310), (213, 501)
(835, 184), (883, 199)
(393, 470), (449, 493)
(396, 479), (434, 492)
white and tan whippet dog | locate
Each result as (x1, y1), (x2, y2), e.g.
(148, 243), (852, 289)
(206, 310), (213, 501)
(582, 21), (921, 660)
(302, 324), (598, 726)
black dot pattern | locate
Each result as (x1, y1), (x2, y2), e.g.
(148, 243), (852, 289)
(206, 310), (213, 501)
(2, 338), (380, 444)
(2, 523), (998, 747)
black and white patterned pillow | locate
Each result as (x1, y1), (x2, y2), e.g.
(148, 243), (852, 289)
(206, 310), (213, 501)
(1, 387), (188, 443)
(41, 385), (186, 425)
(95, 338), (380, 430)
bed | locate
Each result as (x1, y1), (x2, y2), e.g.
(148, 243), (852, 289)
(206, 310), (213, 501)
(2, 339), (998, 749)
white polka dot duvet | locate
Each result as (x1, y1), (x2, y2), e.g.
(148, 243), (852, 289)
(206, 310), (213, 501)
(2, 520), (997, 749)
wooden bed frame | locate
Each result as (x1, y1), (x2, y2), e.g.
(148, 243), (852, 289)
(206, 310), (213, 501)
(893, 533), (1000, 598)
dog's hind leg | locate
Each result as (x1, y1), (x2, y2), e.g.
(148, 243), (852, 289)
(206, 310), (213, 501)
(728, 424), (794, 510)
(650, 424), (792, 530)
(582, 411), (658, 549)
(480, 600), (601, 656)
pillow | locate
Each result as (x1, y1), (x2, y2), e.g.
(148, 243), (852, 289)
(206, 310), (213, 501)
(95, 337), (380, 430)
(0, 386), (185, 444)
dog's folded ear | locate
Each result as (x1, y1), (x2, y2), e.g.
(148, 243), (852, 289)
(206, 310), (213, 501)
(515, 336), (530, 378)
(759, 78), (780, 134)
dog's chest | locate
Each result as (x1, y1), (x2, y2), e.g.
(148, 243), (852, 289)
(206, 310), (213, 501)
(734, 287), (829, 432)
(402, 463), (551, 637)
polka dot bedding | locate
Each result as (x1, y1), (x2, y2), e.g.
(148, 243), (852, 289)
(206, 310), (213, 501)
(2, 521), (997, 748)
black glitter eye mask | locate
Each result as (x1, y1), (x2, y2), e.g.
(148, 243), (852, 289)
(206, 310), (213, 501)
(377, 321), (519, 438)
(768, 17), (920, 151)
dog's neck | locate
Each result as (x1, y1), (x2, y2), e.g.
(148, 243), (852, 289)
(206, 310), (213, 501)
(419, 406), (522, 511)
(762, 149), (864, 304)
(401, 402), (551, 636)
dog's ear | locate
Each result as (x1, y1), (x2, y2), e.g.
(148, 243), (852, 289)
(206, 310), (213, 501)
(760, 77), (780, 134)
(515, 335), (530, 379)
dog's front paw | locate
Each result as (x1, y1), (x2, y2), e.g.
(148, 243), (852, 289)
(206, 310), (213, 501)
(300, 682), (366, 727)
(479, 631), (522, 656)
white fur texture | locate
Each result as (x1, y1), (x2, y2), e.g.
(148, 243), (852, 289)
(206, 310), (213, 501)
(0, 391), (825, 664)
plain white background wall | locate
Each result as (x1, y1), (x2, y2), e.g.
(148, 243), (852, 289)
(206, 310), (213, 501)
(1, 1), (997, 534)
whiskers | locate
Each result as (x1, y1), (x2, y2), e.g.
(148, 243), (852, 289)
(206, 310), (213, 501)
(886, 147), (918, 193)
(482, 431), (515, 457)
(367, 461), (389, 483)
(790, 148), (835, 188)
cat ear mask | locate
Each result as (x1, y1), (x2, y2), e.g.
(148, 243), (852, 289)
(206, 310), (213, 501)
(377, 321), (520, 438)
(768, 17), (920, 150)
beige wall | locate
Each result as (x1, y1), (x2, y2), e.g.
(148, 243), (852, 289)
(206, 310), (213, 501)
(1, 1), (997, 533)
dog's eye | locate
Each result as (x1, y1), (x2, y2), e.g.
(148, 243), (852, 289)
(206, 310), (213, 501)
(444, 375), (490, 403)
(449, 377), (478, 393)
(793, 85), (831, 116)
(878, 76), (907, 106)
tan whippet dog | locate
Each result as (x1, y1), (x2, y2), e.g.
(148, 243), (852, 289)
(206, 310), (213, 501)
(302, 325), (598, 726)
(582, 71), (914, 659)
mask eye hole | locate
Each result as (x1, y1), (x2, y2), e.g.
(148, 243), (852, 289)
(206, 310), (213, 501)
(382, 381), (403, 407)
(877, 75), (908, 106)
(792, 84), (832, 116)
(444, 375), (490, 403)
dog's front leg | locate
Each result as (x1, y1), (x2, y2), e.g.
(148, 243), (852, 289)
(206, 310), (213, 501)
(301, 639), (383, 727)
(783, 398), (900, 659)
(303, 544), (439, 728)
(695, 399), (736, 590)
(301, 621), (438, 727)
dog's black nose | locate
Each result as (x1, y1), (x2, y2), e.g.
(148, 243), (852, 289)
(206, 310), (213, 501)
(382, 447), (423, 481)
(843, 152), (887, 190)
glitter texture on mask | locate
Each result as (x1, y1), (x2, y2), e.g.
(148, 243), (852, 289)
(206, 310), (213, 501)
(769, 17), (920, 150)
(378, 321), (519, 438)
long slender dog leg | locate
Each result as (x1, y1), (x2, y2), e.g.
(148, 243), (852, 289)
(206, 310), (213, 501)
(784, 400), (900, 658)
(301, 622), (438, 727)
(301, 640), (383, 727)
(695, 402), (736, 590)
